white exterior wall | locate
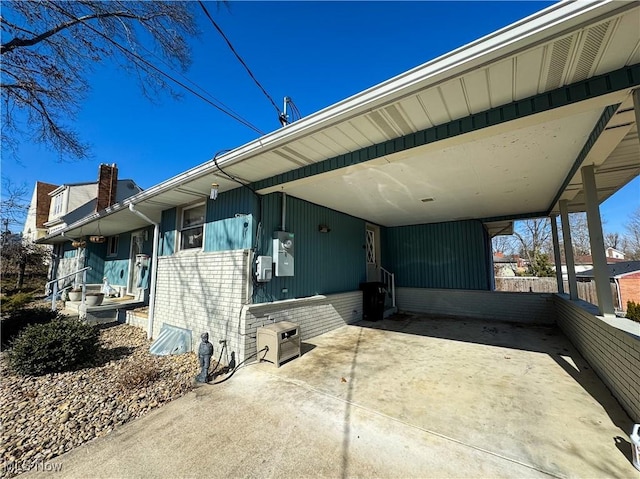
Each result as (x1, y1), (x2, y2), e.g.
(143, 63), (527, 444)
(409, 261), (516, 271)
(22, 186), (39, 241)
(555, 296), (640, 422)
(240, 291), (362, 361)
(152, 249), (251, 363)
(396, 287), (556, 325)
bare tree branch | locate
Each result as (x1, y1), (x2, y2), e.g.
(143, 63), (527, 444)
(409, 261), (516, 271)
(0, 0), (199, 161)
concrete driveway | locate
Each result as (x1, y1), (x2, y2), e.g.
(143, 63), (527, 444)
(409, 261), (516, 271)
(26, 314), (637, 478)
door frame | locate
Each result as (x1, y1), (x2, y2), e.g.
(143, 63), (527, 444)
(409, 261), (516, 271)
(127, 231), (145, 295)
(365, 223), (381, 282)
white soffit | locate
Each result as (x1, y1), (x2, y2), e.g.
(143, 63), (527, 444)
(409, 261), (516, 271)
(273, 109), (603, 227)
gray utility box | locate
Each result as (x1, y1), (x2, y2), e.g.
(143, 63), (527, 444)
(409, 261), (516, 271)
(256, 321), (301, 367)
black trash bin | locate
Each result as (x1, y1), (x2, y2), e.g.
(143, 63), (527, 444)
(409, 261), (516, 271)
(359, 282), (387, 322)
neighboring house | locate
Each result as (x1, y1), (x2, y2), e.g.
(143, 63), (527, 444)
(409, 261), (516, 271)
(22, 181), (58, 242)
(577, 261), (640, 312)
(493, 252), (525, 277)
(560, 254), (627, 280)
(45, 164), (141, 235)
(38, 1), (640, 368)
(606, 247), (625, 260)
(38, 164), (143, 289)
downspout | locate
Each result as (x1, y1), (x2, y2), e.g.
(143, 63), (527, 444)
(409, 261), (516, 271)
(129, 204), (159, 339)
(614, 277), (622, 312)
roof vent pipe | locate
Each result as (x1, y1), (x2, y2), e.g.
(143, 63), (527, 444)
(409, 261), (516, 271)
(128, 204), (159, 340)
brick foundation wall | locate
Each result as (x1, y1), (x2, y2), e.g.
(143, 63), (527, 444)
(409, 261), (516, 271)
(396, 288), (556, 325)
(555, 295), (640, 422)
(152, 249), (251, 363)
(240, 291), (363, 360)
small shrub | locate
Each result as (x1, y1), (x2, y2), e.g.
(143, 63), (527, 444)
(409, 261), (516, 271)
(1, 292), (34, 314)
(115, 358), (161, 390)
(8, 318), (100, 376)
(626, 301), (640, 323)
(0, 307), (60, 350)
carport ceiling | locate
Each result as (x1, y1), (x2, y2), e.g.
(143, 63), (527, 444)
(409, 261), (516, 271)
(258, 107), (606, 227)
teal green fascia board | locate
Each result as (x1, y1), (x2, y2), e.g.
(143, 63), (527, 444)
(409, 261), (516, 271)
(479, 210), (551, 224)
(252, 64), (640, 192)
(545, 104), (619, 214)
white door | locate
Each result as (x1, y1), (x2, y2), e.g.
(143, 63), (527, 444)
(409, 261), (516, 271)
(127, 232), (144, 295)
(366, 224), (381, 282)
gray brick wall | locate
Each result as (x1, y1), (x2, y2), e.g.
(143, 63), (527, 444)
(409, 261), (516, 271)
(240, 291), (363, 360)
(396, 288), (556, 325)
(152, 249), (251, 364)
(555, 296), (640, 423)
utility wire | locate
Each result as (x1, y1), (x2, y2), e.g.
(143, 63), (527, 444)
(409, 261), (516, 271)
(198, 1), (281, 116)
(136, 43), (251, 128)
(50, 2), (265, 135)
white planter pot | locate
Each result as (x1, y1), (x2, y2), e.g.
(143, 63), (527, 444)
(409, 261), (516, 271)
(84, 294), (104, 307)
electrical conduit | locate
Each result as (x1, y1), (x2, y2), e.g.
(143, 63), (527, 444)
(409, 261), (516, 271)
(128, 204), (159, 339)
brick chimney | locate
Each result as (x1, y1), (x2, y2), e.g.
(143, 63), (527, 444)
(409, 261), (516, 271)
(95, 163), (118, 212)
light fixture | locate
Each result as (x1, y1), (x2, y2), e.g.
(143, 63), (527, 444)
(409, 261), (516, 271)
(318, 224), (331, 233)
(210, 183), (219, 200)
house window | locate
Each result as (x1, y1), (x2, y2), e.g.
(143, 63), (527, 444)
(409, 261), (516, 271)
(179, 203), (205, 250)
(52, 193), (64, 216)
(107, 236), (119, 257)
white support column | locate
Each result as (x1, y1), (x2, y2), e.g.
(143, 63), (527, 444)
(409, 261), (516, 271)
(581, 164), (615, 316)
(550, 215), (564, 294)
(634, 89), (640, 147)
(559, 200), (578, 300)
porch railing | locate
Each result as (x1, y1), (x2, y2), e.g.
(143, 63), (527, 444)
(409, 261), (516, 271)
(45, 267), (92, 311)
(380, 267), (396, 308)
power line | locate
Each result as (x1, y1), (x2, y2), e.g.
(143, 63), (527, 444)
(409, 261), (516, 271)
(198, 1), (282, 117)
(50, 2), (265, 135)
(136, 43), (253, 130)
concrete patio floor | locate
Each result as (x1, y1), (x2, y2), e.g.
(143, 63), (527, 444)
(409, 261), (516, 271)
(26, 314), (637, 478)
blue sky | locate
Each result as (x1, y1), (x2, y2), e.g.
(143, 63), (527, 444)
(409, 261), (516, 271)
(2, 1), (638, 233)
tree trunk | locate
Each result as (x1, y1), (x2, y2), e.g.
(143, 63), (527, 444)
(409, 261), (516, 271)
(16, 259), (26, 290)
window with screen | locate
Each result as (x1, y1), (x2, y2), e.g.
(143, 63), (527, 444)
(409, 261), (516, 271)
(179, 203), (205, 250)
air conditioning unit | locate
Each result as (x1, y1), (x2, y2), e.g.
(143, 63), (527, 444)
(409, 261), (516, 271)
(256, 321), (301, 368)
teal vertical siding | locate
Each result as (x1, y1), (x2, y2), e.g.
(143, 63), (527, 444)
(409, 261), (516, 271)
(161, 188), (259, 255)
(160, 208), (177, 256)
(103, 232), (132, 286)
(385, 220), (491, 290)
(205, 217), (254, 251)
(205, 187), (258, 252)
(256, 193), (366, 302)
(87, 229), (154, 286)
(85, 241), (106, 284)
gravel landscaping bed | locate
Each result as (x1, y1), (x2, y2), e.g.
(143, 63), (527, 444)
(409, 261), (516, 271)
(0, 323), (200, 478)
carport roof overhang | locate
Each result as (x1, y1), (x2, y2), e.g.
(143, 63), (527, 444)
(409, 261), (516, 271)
(40, 0), (640, 243)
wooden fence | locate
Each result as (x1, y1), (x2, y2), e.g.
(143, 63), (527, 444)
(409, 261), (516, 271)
(495, 277), (619, 308)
